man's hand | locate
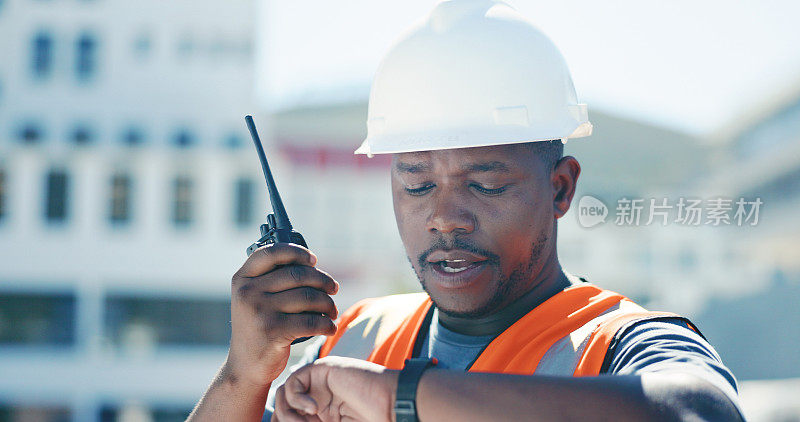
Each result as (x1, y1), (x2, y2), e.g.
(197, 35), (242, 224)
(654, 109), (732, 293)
(273, 356), (398, 422)
(226, 243), (340, 388)
(187, 243), (339, 421)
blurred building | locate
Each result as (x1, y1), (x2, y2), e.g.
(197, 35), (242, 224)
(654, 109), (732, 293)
(267, 100), (410, 293)
(0, 0), (263, 420)
(702, 77), (800, 274)
(690, 78), (800, 421)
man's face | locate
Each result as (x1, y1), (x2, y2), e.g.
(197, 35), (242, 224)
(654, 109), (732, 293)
(391, 143), (561, 318)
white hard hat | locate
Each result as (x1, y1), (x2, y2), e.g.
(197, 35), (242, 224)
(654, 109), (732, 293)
(355, 0), (592, 156)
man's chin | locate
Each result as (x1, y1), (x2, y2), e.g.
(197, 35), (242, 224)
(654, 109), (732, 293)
(422, 286), (501, 319)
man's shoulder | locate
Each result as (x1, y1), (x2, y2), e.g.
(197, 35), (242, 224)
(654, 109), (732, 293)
(609, 318), (726, 374)
(608, 318), (742, 412)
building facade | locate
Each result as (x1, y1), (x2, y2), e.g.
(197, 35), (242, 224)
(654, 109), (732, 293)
(0, 0), (263, 421)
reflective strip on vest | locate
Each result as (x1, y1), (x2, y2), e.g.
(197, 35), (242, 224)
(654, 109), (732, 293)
(319, 285), (684, 376)
(320, 293), (429, 361)
(534, 299), (646, 376)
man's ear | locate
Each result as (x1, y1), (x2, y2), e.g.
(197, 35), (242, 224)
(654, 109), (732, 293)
(552, 156), (581, 219)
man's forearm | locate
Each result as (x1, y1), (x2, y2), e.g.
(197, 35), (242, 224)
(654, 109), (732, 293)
(187, 363), (270, 422)
(415, 370), (743, 422)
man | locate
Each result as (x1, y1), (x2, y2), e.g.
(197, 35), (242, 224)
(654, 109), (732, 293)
(189, 1), (743, 420)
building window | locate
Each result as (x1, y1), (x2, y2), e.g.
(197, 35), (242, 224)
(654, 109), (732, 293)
(122, 126), (144, 146)
(173, 129), (194, 148)
(75, 32), (97, 81)
(0, 406), (71, 422)
(104, 295), (230, 350)
(31, 31), (53, 79)
(17, 122), (43, 144)
(177, 34), (195, 57)
(233, 178), (255, 227)
(678, 249), (697, 271)
(225, 133), (243, 149)
(44, 170), (69, 223)
(71, 124), (93, 145)
(109, 173), (131, 225)
(0, 168), (6, 222)
(242, 37), (254, 60)
(132, 32), (152, 58)
(171, 176), (193, 227)
(99, 404), (192, 422)
(0, 292), (76, 346)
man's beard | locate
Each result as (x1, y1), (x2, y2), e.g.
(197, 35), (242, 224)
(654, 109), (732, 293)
(408, 232), (548, 319)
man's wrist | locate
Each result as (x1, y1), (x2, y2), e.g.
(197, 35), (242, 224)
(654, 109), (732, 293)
(219, 357), (273, 393)
(187, 360), (272, 422)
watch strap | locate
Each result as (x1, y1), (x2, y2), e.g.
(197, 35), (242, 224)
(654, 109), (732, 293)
(394, 358), (437, 422)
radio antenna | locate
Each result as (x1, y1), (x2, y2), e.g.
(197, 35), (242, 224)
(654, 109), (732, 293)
(245, 115), (292, 230)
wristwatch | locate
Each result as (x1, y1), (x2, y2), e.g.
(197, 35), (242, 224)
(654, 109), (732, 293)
(394, 358), (437, 422)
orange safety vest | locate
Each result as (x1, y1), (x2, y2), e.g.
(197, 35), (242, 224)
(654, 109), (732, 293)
(319, 283), (701, 376)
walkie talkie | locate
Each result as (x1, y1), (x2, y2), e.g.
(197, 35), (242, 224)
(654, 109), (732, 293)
(244, 115), (312, 345)
(244, 115), (307, 255)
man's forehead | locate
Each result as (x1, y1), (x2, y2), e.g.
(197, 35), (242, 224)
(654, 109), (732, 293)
(392, 144), (533, 173)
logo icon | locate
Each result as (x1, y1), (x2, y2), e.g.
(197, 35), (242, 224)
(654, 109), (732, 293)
(577, 195), (608, 228)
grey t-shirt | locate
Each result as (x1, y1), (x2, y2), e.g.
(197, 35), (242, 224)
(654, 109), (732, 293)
(264, 308), (741, 419)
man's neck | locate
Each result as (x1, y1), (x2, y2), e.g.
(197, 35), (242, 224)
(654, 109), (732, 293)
(438, 265), (575, 337)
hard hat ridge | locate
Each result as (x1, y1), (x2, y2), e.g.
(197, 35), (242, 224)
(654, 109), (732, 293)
(355, 0), (592, 156)
(428, 0), (503, 32)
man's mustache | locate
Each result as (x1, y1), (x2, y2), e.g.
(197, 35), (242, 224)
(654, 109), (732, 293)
(417, 237), (501, 268)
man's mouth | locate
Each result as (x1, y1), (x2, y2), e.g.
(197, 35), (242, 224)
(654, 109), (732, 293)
(425, 249), (489, 275)
(438, 259), (474, 273)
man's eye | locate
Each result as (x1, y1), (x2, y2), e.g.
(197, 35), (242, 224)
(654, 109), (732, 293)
(470, 183), (507, 195)
(405, 184), (435, 196)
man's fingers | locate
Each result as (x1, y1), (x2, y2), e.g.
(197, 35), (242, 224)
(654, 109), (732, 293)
(236, 243), (317, 278)
(237, 284), (338, 320)
(285, 372), (319, 416)
(274, 385), (307, 422)
(246, 265), (339, 296)
(271, 288), (339, 319)
(278, 312), (337, 339)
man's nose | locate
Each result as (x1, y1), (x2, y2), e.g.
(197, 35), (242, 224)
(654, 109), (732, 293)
(426, 191), (476, 235)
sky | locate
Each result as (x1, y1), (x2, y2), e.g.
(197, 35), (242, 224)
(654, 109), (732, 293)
(258, 0), (800, 137)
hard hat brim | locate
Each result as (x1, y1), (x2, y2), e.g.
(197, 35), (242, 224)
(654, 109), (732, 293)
(354, 121), (592, 156)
